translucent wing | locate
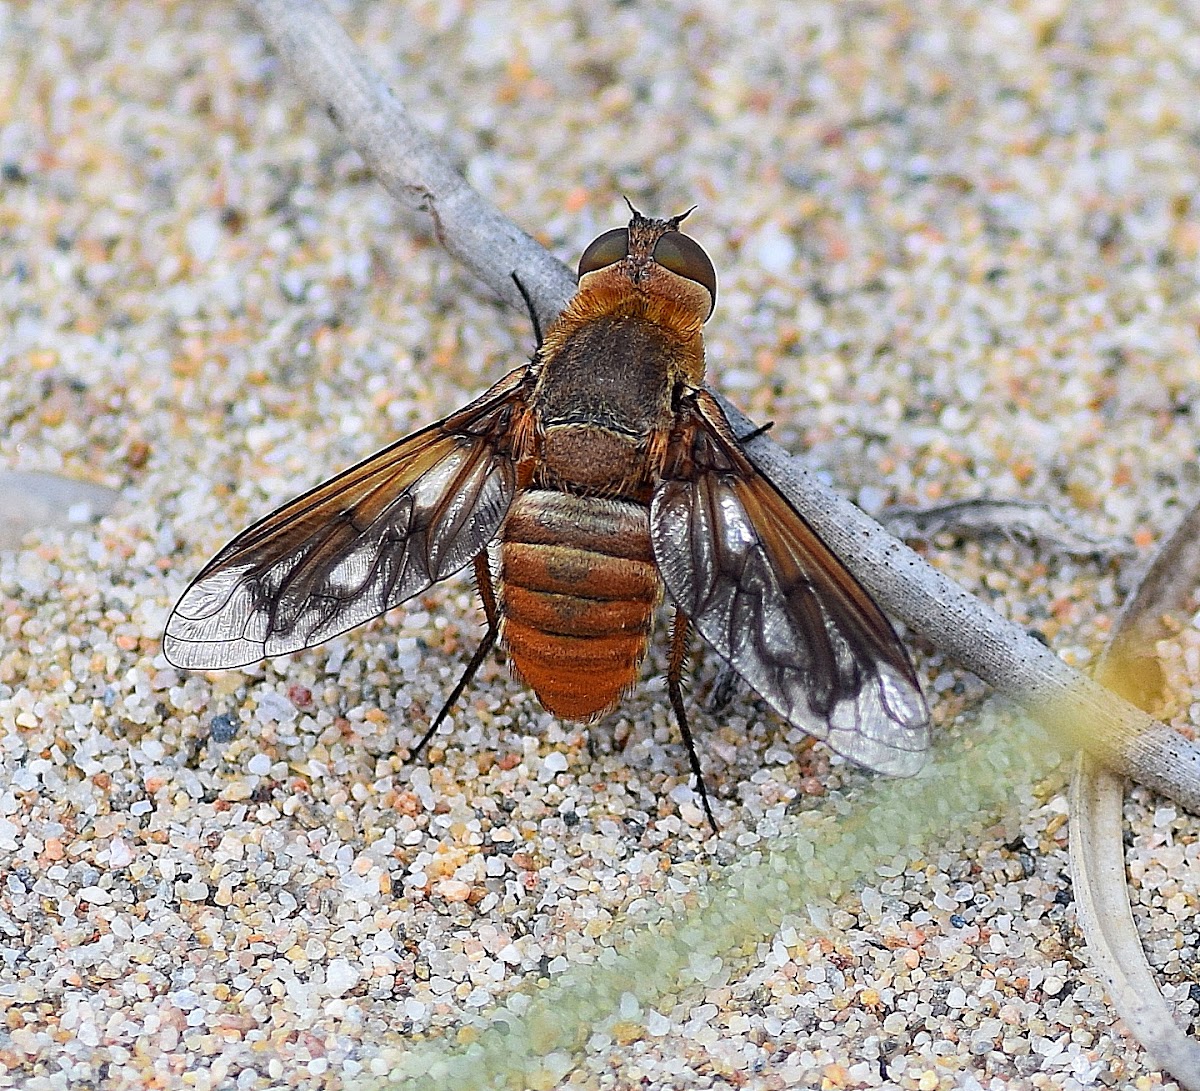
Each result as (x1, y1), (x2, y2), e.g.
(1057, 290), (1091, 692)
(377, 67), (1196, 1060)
(651, 390), (929, 774)
(164, 367), (529, 669)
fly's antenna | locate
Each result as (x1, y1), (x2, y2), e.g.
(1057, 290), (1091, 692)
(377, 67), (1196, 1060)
(668, 206), (697, 230)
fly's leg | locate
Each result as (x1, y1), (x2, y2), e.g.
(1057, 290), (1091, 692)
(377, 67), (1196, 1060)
(407, 552), (500, 762)
(511, 272), (544, 348)
(736, 419), (774, 443)
(667, 608), (718, 835)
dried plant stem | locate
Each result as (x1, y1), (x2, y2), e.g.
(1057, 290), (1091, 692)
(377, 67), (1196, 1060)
(1066, 498), (1200, 1088)
(1070, 757), (1200, 1089)
(241, 0), (1200, 813)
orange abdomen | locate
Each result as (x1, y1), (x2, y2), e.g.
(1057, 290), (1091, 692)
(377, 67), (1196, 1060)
(498, 489), (661, 719)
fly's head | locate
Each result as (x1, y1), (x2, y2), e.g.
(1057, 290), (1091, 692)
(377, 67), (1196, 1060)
(576, 204), (717, 334)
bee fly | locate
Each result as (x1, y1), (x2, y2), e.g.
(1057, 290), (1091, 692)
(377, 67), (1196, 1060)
(164, 206), (929, 830)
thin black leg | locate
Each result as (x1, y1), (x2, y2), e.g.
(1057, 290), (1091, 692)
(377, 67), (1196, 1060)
(737, 419), (774, 442)
(667, 609), (718, 835)
(510, 271), (544, 348)
(407, 553), (500, 763)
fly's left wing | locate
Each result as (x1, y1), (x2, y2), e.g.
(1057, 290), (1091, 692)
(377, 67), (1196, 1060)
(164, 366), (529, 669)
(651, 390), (929, 775)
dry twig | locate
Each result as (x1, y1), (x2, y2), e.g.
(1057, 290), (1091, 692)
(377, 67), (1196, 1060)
(882, 496), (1134, 559)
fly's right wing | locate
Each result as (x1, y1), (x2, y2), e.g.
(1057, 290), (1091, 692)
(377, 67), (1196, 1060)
(651, 390), (929, 775)
(164, 367), (529, 669)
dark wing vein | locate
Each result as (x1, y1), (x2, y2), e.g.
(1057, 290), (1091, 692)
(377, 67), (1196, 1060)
(163, 367), (527, 669)
(651, 391), (929, 774)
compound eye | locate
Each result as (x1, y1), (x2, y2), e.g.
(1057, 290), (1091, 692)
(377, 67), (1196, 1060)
(577, 228), (629, 276)
(652, 232), (717, 312)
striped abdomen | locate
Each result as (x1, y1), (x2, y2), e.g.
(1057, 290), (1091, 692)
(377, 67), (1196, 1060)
(498, 489), (661, 720)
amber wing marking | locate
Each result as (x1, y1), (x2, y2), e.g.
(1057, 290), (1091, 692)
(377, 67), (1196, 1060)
(651, 391), (929, 774)
(163, 367), (528, 669)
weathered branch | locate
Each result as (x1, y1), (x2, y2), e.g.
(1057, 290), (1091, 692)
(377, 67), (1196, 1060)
(241, 0), (1200, 812)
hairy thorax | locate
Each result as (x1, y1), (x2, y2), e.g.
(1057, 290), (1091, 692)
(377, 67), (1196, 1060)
(533, 310), (691, 496)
